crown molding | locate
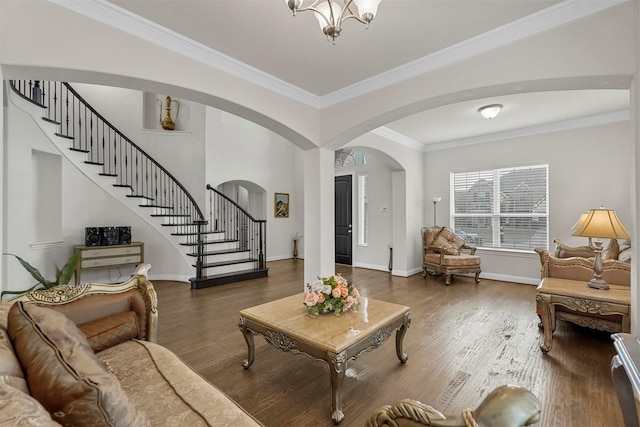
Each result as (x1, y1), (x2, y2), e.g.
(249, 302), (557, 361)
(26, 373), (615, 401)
(48, 0), (323, 108)
(374, 110), (629, 152)
(371, 127), (425, 151)
(422, 109), (630, 152)
(50, 0), (625, 110)
(319, 0), (627, 107)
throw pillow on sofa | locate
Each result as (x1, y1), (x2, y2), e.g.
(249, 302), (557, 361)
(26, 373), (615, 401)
(432, 227), (467, 255)
(602, 238), (620, 261)
(0, 327), (29, 394)
(7, 302), (149, 426)
(0, 382), (59, 426)
(78, 311), (140, 353)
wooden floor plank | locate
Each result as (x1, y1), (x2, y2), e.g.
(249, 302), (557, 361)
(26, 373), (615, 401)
(153, 259), (624, 427)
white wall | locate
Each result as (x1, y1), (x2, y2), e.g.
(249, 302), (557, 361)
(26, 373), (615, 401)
(71, 84), (207, 208)
(424, 120), (633, 284)
(334, 148), (395, 272)
(2, 90), (195, 293)
(205, 108), (304, 261)
(345, 133), (425, 277)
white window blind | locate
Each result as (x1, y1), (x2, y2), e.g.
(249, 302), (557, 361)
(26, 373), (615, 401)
(450, 164), (548, 251)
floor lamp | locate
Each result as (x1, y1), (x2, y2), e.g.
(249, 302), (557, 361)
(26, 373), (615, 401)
(432, 197), (441, 226)
(572, 208), (630, 290)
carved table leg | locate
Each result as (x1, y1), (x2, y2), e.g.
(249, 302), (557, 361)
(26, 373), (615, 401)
(395, 312), (411, 363)
(536, 293), (553, 353)
(611, 354), (640, 427)
(327, 350), (346, 424)
(238, 317), (255, 369)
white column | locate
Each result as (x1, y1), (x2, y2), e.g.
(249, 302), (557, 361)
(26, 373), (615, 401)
(631, 0), (640, 334)
(303, 148), (335, 286)
(0, 74), (4, 292)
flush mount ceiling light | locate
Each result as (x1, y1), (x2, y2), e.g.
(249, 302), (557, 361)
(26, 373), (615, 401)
(478, 104), (503, 120)
(285, 0), (382, 44)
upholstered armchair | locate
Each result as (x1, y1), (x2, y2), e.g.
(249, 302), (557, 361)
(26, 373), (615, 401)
(422, 226), (481, 285)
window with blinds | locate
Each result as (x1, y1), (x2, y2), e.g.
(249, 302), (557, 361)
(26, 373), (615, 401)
(450, 164), (548, 251)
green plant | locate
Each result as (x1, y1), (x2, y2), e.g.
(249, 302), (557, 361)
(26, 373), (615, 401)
(1, 251), (82, 300)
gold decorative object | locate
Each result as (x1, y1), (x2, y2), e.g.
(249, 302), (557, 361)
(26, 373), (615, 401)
(157, 95), (180, 131)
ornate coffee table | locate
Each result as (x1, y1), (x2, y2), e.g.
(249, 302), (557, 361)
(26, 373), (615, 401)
(238, 293), (411, 424)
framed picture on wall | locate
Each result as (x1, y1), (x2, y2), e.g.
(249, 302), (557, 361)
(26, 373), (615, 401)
(274, 193), (289, 218)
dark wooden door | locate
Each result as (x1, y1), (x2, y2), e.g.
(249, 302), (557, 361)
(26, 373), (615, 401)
(335, 175), (352, 265)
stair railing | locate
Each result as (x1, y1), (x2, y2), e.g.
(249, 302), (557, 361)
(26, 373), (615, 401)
(9, 80), (205, 240)
(206, 184), (266, 272)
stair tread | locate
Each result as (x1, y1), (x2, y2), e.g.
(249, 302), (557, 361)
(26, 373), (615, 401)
(187, 248), (249, 257)
(42, 117), (61, 125)
(171, 230), (220, 236)
(180, 239), (238, 246)
(55, 133), (74, 140)
(151, 214), (190, 217)
(126, 194), (154, 200)
(99, 173), (118, 177)
(199, 258), (256, 268)
(85, 161), (104, 166)
(198, 268), (268, 280)
(140, 205), (173, 209)
(69, 147), (89, 153)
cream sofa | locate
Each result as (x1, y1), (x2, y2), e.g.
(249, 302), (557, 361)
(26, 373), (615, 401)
(0, 271), (262, 426)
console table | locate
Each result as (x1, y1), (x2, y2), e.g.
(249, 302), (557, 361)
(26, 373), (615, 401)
(73, 242), (144, 285)
(536, 277), (630, 353)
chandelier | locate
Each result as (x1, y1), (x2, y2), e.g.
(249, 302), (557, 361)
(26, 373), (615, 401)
(285, 0), (382, 44)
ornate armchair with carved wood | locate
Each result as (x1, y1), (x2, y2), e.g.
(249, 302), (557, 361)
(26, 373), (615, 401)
(422, 226), (481, 285)
(368, 384), (541, 427)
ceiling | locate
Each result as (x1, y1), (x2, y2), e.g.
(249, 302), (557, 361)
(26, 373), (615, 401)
(104, 0), (633, 148)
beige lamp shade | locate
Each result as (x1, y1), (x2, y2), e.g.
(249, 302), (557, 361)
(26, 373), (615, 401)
(571, 213), (588, 230)
(572, 208), (630, 239)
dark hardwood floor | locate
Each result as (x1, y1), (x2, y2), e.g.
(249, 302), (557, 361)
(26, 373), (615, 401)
(153, 259), (624, 427)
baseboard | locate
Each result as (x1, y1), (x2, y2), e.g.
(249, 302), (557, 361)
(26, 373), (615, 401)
(479, 272), (539, 285)
(146, 274), (190, 283)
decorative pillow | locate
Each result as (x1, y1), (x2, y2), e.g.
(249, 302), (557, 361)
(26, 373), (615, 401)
(7, 302), (148, 426)
(0, 382), (59, 426)
(78, 311), (140, 353)
(602, 238), (620, 261)
(554, 243), (594, 259)
(619, 248), (632, 263)
(423, 227), (441, 247)
(0, 327), (29, 394)
(432, 227), (466, 255)
(619, 239), (632, 252)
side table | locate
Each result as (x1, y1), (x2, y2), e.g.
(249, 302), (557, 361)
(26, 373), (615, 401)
(536, 277), (630, 353)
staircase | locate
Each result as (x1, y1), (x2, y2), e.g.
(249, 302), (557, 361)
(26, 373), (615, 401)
(9, 80), (268, 289)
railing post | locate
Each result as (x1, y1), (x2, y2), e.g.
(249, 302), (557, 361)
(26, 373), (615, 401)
(258, 222), (265, 270)
(190, 219), (209, 289)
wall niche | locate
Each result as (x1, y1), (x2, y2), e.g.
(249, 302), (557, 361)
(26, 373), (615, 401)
(142, 92), (191, 133)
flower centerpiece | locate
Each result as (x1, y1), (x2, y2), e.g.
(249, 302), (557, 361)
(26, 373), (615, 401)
(303, 274), (360, 317)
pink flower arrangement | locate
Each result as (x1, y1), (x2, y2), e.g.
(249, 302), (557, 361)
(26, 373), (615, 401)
(303, 274), (360, 317)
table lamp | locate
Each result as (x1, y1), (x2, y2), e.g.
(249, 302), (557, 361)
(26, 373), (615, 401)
(571, 212), (592, 247)
(572, 208), (630, 290)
